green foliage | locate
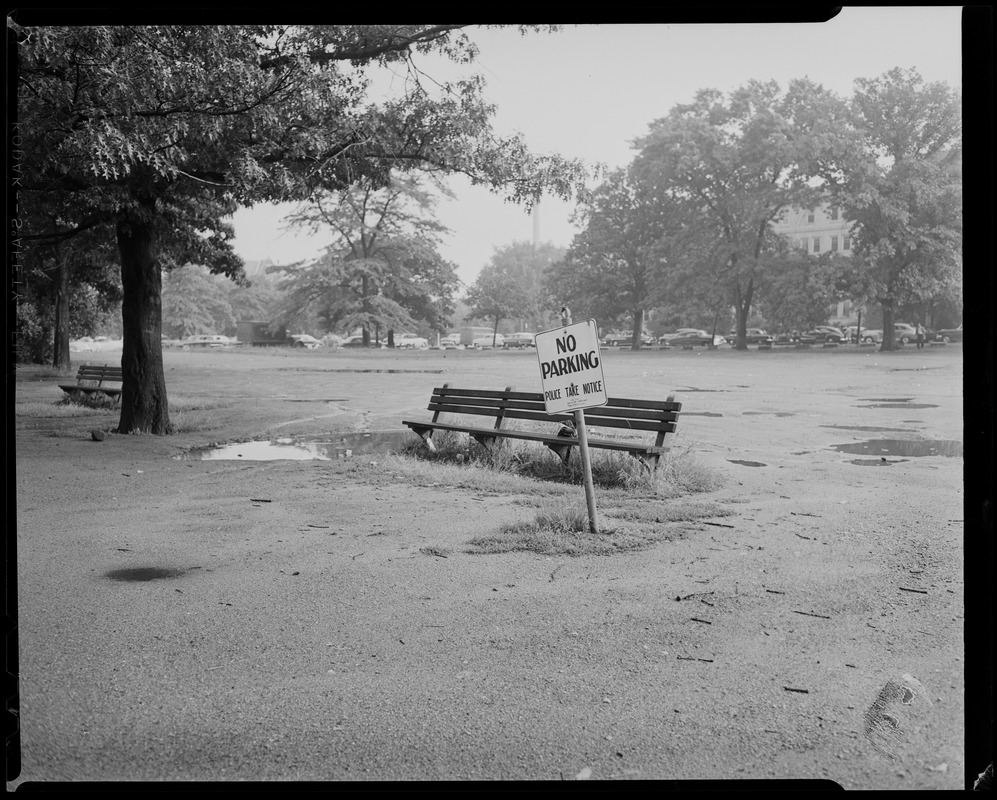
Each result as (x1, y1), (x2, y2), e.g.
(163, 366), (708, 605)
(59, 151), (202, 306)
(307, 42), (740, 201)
(16, 24), (591, 431)
(631, 81), (821, 345)
(463, 262), (530, 337)
(484, 240), (566, 331)
(270, 176), (461, 337)
(788, 68), (962, 348)
(544, 169), (669, 344)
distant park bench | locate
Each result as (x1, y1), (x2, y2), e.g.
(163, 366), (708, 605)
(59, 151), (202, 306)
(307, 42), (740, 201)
(59, 364), (123, 404)
(402, 384), (681, 471)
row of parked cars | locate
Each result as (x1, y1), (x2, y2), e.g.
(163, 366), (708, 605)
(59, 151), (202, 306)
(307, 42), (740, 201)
(600, 322), (964, 348)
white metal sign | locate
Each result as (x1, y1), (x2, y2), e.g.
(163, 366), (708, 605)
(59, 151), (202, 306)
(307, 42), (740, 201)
(534, 318), (608, 414)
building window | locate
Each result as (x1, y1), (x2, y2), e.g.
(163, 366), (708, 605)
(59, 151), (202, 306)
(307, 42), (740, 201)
(807, 212), (815, 224)
(831, 235), (839, 252)
(812, 237), (821, 252)
(830, 207), (839, 221)
(800, 238), (809, 252)
(843, 235), (851, 251)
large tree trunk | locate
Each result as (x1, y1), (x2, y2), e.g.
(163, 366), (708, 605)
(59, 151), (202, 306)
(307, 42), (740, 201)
(732, 278), (754, 351)
(52, 250), (71, 372)
(116, 205), (171, 434)
(629, 307), (644, 350)
(879, 296), (898, 352)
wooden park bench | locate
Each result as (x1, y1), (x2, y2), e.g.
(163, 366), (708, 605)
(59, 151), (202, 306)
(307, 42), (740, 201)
(402, 384), (681, 471)
(58, 364), (123, 404)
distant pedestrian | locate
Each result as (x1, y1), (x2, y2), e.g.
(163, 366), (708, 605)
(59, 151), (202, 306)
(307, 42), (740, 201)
(916, 323), (926, 350)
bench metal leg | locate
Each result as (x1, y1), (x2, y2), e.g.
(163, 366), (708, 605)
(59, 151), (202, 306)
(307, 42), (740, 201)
(544, 442), (573, 466)
(405, 425), (437, 452)
(469, 433), (497, 449)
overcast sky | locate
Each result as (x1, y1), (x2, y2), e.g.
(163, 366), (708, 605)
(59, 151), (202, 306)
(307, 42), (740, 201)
(229, 8), (964, 286)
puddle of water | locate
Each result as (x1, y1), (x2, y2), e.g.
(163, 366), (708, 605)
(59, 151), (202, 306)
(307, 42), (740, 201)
(830, 439), (963, 458)
(861, 398), (914, 402)
(743, 411), (794, 417)
(860, 403), (939, 409)
(178, 431), (412, 461)
(849, 458), (910, 467)
(728, 459), (767, 467)
(683, 412), (723, 417)
(105, 566), (189, 582)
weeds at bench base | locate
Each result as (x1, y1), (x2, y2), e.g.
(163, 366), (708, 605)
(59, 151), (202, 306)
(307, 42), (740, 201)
(398, 428), (723, 495)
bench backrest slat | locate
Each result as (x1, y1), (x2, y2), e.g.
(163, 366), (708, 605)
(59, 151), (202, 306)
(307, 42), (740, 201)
(74, 365), (123, 390)
(430, 386), (681, 412)
(430, 387), (678, 408)
(428, 401), (678, 430)
(77, 365), (122, 378)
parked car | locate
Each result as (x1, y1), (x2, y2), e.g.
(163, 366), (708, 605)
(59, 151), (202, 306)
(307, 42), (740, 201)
(659, 328), (704, 345)
(603, 331), (655, 347)
(502, 332), (536, 349)
(842, 326), (883, 344)
(725, 328), (773, 345)
(289, 334), (321, 349)
(800, 326), (845, 343)
(893, 323), (923, 344)
(668, 329), (726, 347)
(934, 324), (963, 343)
(181, 334), (230, 349)
(472, 333), (505, 349)
(396, 333), (429, 349)
(340, 335), (379, 348)
(439, 334), (462, 348)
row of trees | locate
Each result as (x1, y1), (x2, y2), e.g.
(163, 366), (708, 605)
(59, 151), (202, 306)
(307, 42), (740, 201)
(14, 23), (590, 434)
(537, 70), (962, 351)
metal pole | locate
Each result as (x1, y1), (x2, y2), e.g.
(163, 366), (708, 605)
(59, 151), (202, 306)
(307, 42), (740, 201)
(560, 306), (599, 534)
(574, 407), (599, 534)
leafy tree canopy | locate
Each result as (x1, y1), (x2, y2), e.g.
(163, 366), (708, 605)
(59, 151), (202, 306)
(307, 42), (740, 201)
(786, 68), (962, 349)
(15, 23), (591, 431)
(269, 174), (460, 341)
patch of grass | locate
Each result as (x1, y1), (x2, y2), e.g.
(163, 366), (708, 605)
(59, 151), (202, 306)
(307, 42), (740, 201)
(167, 396), (229, 434)
(465, 499), (661, 556)
(16, 400), (114, 418)
(654, 447), (726, 494)
(396, 426), (723, 497)
(169, 395), (228, 413)
(601, 499), (735, 524)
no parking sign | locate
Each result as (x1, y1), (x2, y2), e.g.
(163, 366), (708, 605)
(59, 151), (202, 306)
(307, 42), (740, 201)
(534, 319), (608, 414)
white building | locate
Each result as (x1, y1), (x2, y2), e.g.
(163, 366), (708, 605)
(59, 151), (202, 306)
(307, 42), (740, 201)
(771, 204), (857, 324)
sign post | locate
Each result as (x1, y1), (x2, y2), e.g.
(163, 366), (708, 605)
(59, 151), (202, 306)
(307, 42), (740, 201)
(534, 308), (608, 533)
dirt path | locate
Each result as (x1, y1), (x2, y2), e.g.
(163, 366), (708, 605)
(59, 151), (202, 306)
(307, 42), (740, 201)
(10, 344), (970, 786)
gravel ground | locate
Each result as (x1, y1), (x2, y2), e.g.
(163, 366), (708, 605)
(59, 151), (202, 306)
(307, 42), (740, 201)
(9, 342), (978, 787)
